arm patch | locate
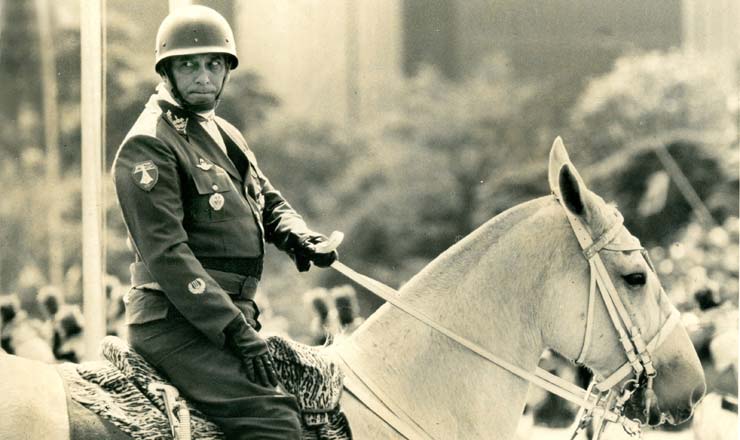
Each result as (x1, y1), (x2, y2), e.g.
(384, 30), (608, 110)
(132, 160), (159, 191)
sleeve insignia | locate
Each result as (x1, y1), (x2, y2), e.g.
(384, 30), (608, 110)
(165, 110), (188, 136)
(131, 160), (159, 191)
(187, 278), (206, 295)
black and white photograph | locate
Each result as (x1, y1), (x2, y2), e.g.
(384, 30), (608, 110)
(0, 1), (737, 439)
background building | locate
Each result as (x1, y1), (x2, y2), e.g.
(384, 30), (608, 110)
(232, 0), (737, 128)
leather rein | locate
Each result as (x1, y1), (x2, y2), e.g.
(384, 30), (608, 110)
(328, 194), (680, 439)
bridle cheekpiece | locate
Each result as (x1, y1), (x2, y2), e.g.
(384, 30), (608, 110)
(557, 194), (681, 439)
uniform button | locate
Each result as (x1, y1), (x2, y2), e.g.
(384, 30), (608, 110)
(212, 184), (219, 191)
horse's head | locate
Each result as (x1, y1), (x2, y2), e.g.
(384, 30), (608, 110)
(542, 138), (705, 427)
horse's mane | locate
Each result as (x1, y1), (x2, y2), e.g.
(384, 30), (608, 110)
(400, 196), (555, 299)
(398, 187), (619, 304)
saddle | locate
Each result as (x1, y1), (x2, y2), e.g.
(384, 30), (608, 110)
(57, 336), (351, 440)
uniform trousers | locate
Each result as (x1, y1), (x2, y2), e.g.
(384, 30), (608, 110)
(128, 307), (301, 440)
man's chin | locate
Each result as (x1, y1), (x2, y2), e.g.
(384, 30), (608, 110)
(185, 93), (216, 106)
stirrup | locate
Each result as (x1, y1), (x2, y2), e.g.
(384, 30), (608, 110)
(148, 382), (192, 440)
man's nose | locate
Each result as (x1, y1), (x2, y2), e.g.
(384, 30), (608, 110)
(194, 66), (210, 85)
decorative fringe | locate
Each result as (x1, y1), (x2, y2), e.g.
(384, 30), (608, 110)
(57, 335), (352, 440)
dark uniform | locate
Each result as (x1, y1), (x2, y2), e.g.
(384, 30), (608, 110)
(113, 89), (309, 439)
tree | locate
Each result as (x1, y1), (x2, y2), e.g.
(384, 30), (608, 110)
(217, 69), (281, 133)
(329, 55), (539, 287)
(568, 50), (738, 244)
(569, 50), (736, 164)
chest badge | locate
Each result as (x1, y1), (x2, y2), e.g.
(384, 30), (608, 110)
(209, 193), (225, 211)
(196, 158), (213, 171)
(131, 160), (158, 191)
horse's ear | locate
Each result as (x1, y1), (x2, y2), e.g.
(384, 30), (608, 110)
(548, 137), (571, 198)
(548, 137), (590, 217)
(559, 164), (586, 215)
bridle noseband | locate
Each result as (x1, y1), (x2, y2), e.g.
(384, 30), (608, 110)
(330, 194), (681, 439)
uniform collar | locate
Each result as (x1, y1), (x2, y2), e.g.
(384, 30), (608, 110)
(149, 85), (246, 182)
(195, 109), (216, 123)
(148, 84), (194, 136)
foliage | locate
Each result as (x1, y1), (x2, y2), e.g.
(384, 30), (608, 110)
(249, 120), (355, 220)
(569, 50), (737, 163)
(217, 70), (281, 133)
(592, 140), (733, 245)
(563, 50), (739, 244)
(327, 55), (539, 286)
(472, 50), (740, 249)
(0, 152), (80, 294)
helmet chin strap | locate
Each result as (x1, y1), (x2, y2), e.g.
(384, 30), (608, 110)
(161, 67), (230, 113)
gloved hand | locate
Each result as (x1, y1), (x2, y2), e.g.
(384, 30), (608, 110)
(224, 314), (278, 387)
(291, 233), (339, 272)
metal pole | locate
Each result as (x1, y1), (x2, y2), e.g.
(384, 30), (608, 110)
(35, 0), (64, 288)
(80, 0), (106, 360)
(653, 144), (717, 228)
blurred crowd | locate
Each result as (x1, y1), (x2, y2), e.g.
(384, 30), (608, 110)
(652, 217), (738, 397)
(0, 271), (365, 365)
(304, 285), (364, 346)
(0, 274), (127, 364)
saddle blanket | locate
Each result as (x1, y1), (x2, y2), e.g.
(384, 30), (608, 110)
(56, 335), (352, 440)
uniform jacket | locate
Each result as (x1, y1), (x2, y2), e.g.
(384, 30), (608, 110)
(113, 89), (312, 346)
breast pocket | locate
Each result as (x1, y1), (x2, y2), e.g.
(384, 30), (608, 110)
(191, 169), (236, 222)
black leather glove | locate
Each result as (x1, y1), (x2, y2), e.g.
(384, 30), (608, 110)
(224, 314), (278, 387)
(291, 233), (339, 272)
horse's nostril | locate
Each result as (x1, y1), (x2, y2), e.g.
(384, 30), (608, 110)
(691, 381), (707, 406)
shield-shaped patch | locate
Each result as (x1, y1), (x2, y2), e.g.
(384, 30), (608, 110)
(132, 160), (159, 191)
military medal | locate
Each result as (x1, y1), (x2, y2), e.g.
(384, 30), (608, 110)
(209, 193), (225, 211)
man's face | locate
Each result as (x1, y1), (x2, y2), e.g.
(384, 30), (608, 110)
(168, 53), (227, 107)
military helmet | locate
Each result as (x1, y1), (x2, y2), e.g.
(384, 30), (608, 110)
(155, 5), (239, 74)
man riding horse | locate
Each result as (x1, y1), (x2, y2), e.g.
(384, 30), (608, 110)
(112, 5), (337, 439)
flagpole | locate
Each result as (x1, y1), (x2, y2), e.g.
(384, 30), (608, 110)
(35, 0), (64, 288)
(80, 0), (106, 360)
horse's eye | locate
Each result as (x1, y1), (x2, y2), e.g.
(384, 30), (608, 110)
(622, 272), (647, 287)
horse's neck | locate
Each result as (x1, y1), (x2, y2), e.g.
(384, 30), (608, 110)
(336, 201), (550, 439)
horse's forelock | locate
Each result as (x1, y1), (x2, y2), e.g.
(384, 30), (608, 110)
(583, 190), (622, 238)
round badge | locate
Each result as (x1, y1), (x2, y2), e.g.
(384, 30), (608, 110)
(188, 278), (206, 295)
(209, 193), (225, 211)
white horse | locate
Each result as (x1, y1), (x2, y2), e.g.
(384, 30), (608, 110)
(0, 139), (705, 439)
(331, 138), (705, 439)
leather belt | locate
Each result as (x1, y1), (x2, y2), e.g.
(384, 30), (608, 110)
(198, 256), (263, 279)
(129, 261), (259, 300)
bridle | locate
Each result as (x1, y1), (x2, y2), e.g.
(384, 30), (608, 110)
(329, 192), (680, 439)
(557, 193), (680, 438)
